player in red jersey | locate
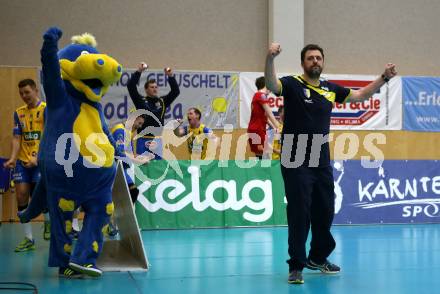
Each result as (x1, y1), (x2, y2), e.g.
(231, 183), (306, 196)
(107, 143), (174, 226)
(247, 76), (280, 159)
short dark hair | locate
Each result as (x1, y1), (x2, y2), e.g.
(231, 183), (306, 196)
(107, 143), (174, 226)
(18, 79), (37, 89)
(144, 79), (157, 89)
(255, 76), (265, 90)
(188, 107), (202, 120)
(301, 44), (324, 63)
(136, 115), (145, 122)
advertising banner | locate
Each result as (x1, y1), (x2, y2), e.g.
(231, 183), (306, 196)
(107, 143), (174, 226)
(40, 70), (239, 129)
(135, 160), (286, 229)
(102, 70), (239, 129)
(402, 77), (440, 131)
(239, 72), (284, 128)
(333, 160), (440, 224)
(239, 73), (402, 130)
(135, 160), (440, 229)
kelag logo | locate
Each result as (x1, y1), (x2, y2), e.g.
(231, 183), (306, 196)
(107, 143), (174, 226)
(135, 162), (282, 228)
(330, 80), (381, 126)
(138, 165), (273, 223)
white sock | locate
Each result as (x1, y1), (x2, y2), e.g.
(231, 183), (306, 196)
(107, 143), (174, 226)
(72, 218), (80, 231)
(43, 213), (50, 222)
(24, 223), (33, 240)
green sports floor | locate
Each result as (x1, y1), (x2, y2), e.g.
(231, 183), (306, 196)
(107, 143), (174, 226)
(0, 223), (439, 293)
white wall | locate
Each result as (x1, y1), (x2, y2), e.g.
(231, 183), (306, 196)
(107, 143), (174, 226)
(1, 0), (439, 75)
(0, 0), (268, 71)
(304, 0), (440, 76)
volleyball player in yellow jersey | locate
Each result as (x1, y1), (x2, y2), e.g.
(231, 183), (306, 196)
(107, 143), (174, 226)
(3, 79), (50, 251)
(174, 108), (217, 160)
(271, 105), (284, 160)
(111, 115), (146, 203)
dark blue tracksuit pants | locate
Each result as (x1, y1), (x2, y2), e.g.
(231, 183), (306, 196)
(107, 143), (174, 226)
(281, 165), (336, 271)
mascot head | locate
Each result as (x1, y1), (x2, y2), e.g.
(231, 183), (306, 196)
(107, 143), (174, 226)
(57, 33), (122, 102)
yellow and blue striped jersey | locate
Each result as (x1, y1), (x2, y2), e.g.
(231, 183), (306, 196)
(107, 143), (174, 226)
(111, 123), (135, 156)
(272, 123), (283, 160)
(183, 124), (212, 160)
(13, 101), (46, 162)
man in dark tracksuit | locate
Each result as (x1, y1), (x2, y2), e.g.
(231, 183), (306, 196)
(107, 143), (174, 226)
(127, 63), (180, 159)
(265, 43), (397, 284)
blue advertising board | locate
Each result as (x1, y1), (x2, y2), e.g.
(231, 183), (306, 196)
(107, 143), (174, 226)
(402, 77), (440, 131)
(333, 160), (440, 224)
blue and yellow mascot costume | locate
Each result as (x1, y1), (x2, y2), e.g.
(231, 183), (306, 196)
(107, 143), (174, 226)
(24, 27), (122, 278)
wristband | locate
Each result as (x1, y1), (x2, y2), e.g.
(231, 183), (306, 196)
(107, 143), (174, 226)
(381, 74), (390, 83)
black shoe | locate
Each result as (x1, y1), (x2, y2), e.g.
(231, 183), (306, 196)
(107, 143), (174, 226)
(288, 270), (304, 284)
(107, 222), (119, 237)
(59, 266), (83, 279)
(306, 259), (340, 274)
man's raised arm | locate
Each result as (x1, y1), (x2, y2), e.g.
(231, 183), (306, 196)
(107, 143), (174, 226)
(265, 43), (282, 95)
(349, 63), (397, 101)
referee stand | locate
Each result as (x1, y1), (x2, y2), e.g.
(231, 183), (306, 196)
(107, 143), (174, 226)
(97, 161), (149, 272)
